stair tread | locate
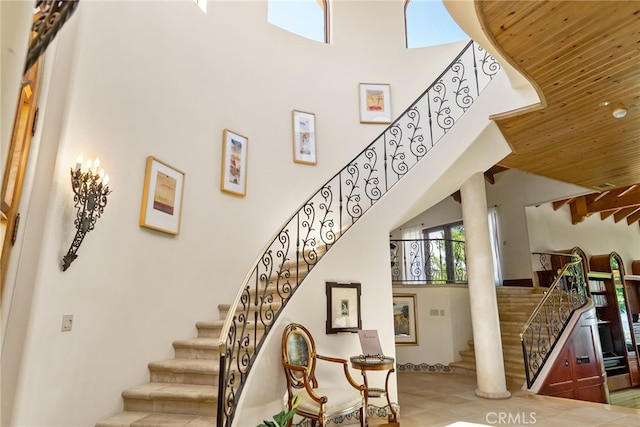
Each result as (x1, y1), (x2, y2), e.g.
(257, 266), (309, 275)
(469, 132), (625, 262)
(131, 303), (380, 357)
(123, 382), (217, 401)
(96, 411), (216, 427)
(173, 338), (218, 348)
(95, 411), (152, 427)
(149, 358), (219, 373)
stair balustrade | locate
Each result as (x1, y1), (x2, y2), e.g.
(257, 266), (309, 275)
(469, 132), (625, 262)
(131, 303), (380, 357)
(390, 238), (467, 284)
(216, 40), (500, 427)
(520, 257), (589, 388)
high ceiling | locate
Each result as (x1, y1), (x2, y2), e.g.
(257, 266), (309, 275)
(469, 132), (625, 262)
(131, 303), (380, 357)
(475, 0), (640, 226)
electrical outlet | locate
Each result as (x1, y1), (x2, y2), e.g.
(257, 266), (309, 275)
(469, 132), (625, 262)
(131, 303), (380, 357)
(61, 314), (73, 332)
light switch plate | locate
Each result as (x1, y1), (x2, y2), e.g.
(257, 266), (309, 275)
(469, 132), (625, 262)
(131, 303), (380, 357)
(61, 314), (73, 332)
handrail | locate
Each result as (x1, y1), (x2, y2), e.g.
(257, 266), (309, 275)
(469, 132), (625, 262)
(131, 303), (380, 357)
(520, 257), (589, 388)
(390, 238), (467, 284)
(216, 40), (500, 427)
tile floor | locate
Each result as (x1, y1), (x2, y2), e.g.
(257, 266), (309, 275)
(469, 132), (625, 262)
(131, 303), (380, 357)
(366, 372), (640, 427)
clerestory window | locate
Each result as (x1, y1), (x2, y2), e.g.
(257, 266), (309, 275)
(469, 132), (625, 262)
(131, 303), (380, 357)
(404, 0), (468, 48)
(267, 0), (330, 43)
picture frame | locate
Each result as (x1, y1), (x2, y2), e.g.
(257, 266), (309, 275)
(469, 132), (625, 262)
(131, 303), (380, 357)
(292, 110), (317, 165)
(326, 281), (362, 334)
(359, 83), (391, 124)
(220, 129), (249, 197)
(393, 293), (418, 345)
(139, 156), (185, 235)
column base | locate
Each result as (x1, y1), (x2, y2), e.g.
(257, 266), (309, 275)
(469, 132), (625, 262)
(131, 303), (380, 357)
(475, 388), (512, 399)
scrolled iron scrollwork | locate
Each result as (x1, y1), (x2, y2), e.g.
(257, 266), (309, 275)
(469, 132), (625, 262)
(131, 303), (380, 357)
(431, 81), (455, 133)
(405, 108), (427, 160)
(217, 40), (500, 427)
(477, 45), (500, 78)
(521, 258), (588, 388)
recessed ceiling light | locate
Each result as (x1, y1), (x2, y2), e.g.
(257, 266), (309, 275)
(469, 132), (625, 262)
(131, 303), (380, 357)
(599, 101), (611, 107)
(612, 107), (627, 119)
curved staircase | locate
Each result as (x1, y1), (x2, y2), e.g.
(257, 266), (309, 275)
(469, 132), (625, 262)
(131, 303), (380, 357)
(95, 40), (501, 427)
(94, 319), (222, 427)
(450, 286), (546, 387)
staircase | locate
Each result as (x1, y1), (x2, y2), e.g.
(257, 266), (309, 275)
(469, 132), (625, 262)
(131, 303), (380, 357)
(95, 41), (500, 427)
(451, 286), (546, 387)
(95, 279), (286, 427)
(94, 318), (224, 426)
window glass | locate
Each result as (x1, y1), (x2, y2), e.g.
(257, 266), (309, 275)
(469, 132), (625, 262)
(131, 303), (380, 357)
(268, 0), (327, 43)
(193, 0), (206, 13)
(405, 0), (468, 48)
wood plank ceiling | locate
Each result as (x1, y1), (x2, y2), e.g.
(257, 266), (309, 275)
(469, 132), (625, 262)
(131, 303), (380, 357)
(475, 0), (640, 227)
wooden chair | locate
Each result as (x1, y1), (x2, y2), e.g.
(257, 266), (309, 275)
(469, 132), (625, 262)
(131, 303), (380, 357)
(281, 323), (366, 427)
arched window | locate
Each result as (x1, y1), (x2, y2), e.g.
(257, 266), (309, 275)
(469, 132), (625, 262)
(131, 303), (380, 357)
(268, 0), (330, 43)
(404, 0), (468, 48)
(193, 0), (206, 13)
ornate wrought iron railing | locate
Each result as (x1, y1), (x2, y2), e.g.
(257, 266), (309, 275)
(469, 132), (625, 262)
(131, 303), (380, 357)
(26, 0), (80, 73)
(390, 238), (467, 284)
(216, 40), (500, 427)
(520, 256), (589, 388)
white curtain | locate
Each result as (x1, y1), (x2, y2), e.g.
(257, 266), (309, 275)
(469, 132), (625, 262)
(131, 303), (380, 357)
(401, 225), (427, 282)
(488, 206), (503, 286)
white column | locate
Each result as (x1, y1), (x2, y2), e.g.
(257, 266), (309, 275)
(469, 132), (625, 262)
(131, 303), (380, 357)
(460, 172), (511, 399)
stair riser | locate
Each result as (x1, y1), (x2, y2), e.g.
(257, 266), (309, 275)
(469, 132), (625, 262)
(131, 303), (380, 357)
(196, 324), (264, 339)
(149, 371), (218, 386)
(196, 326), (222, 339)
(174, 347), (220, 360)
(218, 307), (282, 320)
(123, 398), (215, 417)
(457, 288), (543, 382)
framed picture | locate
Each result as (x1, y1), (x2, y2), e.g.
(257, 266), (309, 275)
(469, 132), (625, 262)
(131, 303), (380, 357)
(220, 129), (249, 197)
(326, 282), (362, 334)
(292, 110), (317, 165)
(359, 83), (391, 124)
(139, 156), (185, 235)
(393, 293), (418, 345)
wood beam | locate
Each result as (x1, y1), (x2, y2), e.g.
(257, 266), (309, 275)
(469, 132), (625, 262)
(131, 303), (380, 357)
(613, 207), (637, 223)
(626, 208), (640, 225)
(600, 210), (616, 221)
(553, 199), (570, 211)
(570, 197), (588, 224)
(587, 192), (640, 213)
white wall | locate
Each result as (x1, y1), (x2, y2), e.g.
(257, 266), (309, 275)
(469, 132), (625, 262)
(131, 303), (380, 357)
(392, 285), (471, 366)
(236, 65), (523, 423)
(526, 202), (640, 274)
(2, 2), (528, 426)
(394, 169), (593, 281)
(485, 170), (590, 280)
(389, 168), (640, 369)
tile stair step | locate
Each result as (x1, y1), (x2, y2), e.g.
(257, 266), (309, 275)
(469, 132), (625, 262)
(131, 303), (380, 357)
(217, 302), (283, 319)
(173, 337), (219, 360)
(459, 347), (524, 363)
(195, 319), (264, 339)
(449, 360), (477, 372)
(498, 313), (531, 322)
(148, 358), (219, 386)
(195, 320), (225, 339)
(95, 411), (215, 427)
(122, 383), (216, 417)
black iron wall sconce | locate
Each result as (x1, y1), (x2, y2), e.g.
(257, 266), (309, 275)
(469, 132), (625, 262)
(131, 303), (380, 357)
(62, 156), (111, 271)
